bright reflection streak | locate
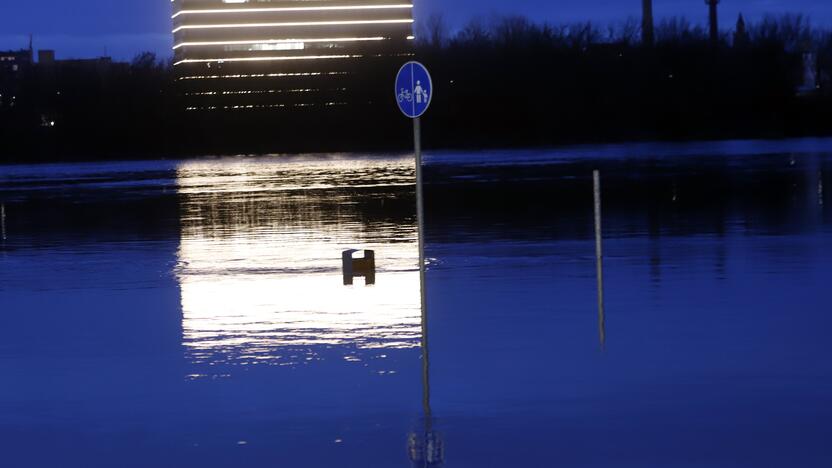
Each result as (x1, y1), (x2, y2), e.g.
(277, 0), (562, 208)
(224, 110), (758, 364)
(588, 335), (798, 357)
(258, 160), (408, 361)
(176, 156), (420, 370)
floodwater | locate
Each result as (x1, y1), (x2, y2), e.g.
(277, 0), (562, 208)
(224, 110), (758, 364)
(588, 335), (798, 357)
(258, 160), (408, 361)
(1, 139), (831, 467)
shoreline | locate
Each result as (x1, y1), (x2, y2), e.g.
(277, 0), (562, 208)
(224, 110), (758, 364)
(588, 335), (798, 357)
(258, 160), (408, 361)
(3, 134), (832, 167)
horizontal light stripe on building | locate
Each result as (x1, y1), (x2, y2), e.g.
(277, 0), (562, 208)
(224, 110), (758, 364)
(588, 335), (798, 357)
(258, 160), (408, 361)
(177, 72), (349, 81)
(173, 54), (363, 67)
(173, 19), (414, 33)
(172, 4), (412, 19)
(173, 36), (388, 50)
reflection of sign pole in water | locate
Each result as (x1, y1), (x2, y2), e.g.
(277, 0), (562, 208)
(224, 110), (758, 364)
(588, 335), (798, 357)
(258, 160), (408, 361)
(593, 171), (606, 351)
(396, 62), (442, 466)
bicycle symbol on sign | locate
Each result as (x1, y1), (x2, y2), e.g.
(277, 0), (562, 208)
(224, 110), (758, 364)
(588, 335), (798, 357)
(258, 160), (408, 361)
(398, 88), (413, 103)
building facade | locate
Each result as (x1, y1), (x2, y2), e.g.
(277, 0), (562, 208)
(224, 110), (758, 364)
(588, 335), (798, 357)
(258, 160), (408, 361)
(0, 49), (33, 109)
(171, 0), (414, 111)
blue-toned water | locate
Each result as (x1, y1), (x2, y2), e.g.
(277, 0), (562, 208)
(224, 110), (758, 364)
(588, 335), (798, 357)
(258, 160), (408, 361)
(1, 139), (831, 467)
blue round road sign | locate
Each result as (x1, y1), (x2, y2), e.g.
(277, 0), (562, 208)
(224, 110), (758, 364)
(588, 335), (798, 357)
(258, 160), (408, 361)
(395, 61), (432, 119)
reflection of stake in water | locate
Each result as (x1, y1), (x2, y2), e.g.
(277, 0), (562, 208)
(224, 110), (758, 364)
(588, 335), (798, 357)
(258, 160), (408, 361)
(1, 203), (6, 242)
(593, 171), (606, 351)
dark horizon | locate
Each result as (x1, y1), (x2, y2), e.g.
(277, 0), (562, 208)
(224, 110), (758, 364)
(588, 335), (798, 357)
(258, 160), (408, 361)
(1, 0), (832, 60)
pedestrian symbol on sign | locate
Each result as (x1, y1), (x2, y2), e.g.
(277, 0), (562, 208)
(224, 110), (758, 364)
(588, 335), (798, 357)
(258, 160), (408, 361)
(395, 62), (433, 119)
(414, 81), (428, 104)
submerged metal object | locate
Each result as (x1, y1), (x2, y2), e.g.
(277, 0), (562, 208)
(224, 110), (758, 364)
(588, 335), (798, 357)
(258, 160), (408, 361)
(342, 249), (376, 285)
(408, 430), (444, 467)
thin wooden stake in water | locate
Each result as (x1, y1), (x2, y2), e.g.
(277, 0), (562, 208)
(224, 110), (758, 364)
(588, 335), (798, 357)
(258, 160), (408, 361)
(415, 117), (432, 421)
(593, 171), (606, 350)
(1, 203), (6, 241)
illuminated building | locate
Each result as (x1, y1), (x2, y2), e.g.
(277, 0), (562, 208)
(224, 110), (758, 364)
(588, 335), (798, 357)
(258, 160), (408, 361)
(0, 50), (32, 74)
(171, 0), (415, 111)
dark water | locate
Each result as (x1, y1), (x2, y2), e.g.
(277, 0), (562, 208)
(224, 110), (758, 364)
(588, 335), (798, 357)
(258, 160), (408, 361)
(1, 139), (831, 467)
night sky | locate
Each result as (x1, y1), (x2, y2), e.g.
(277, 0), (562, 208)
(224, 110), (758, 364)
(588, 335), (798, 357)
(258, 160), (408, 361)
(0, 0), (830, 60)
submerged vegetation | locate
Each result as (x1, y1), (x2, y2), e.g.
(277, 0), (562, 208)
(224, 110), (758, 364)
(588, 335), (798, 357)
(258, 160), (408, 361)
(1, 14), (831, 161)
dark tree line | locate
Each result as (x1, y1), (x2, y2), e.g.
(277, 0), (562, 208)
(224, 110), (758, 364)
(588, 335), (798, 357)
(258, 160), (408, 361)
(1, 14), (831, 162)
(415, 13), (832, 147)
(2, 52), (178, 160)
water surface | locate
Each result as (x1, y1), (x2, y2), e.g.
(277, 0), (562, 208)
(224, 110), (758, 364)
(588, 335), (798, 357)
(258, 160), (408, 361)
(1, 140), (831, 467)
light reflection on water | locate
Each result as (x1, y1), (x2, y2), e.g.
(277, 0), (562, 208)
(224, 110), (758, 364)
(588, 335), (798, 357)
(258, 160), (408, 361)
(175, 157), (421, 370)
